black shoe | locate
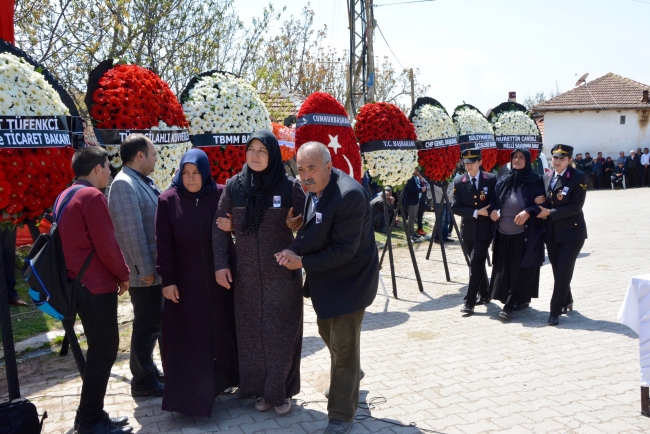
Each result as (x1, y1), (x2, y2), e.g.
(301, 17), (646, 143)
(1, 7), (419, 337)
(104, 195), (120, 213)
(74, 411), (129, 431)
(460, 304), (474, 314)
(443, 238), (456, 243)
(77, 418), (133, 434)
(561, 303), (573, 314)
(324, 419), (353, 434)
(499, 309), (512, 320)
(131, 379), (164, 397)
(476, 296), (491, 305)
(548, 315), (560, 326)
(324, 370), (364, 398)
(512, 302), (530, 311)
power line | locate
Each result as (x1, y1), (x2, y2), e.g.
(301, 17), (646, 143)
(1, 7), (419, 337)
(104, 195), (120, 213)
(374, 0), (438, 7)
(630, 0), (650, 4)
(376, 24), (406, 71)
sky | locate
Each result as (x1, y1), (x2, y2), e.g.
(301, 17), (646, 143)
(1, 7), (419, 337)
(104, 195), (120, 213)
(238, 0), (650, 114)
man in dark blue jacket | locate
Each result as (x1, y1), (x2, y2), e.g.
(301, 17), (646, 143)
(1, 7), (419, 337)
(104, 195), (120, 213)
(402, 168), (425, 243)
(276, 142), (378, 434)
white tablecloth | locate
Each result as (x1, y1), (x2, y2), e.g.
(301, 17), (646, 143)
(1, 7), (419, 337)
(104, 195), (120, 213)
(618, 274), (650, 386)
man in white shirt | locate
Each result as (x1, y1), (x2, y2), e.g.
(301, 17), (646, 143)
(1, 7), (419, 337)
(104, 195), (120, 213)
(641, 148), (650, 187)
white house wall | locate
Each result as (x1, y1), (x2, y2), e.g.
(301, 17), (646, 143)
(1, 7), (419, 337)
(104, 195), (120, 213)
(543, 110), (650, 157)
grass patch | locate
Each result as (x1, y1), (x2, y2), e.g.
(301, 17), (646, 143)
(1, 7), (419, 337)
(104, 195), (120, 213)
(374, 217), (435, 248)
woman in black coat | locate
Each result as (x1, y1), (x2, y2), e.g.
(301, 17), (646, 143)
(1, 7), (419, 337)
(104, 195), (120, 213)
(603, 156), (615, 189)
(488, 149), (546, 320)
(155, 149), (238, 417)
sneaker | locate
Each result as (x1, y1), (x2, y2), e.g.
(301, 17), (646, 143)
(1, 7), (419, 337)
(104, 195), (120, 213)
(416, 229), (427, 236)
(324, 419), (353, 434)
(410, 235), (423, 243)
(275, 399), (292, 415)
(255, 398), (272, 411)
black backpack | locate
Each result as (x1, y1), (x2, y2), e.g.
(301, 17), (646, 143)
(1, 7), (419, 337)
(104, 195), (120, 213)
(0, 399), (46, 434)
(22, 186), (93, 320)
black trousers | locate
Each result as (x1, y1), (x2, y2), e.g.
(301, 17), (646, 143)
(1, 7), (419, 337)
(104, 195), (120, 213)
(546, 238), (584, 316)
(643, 166), (650, 186)
(75, 283), (119, 428)
(1, 228), (17, 300)
(461, 239), (491, 306)
(626, 168), (638, 188)
(129, 285), (163, 387)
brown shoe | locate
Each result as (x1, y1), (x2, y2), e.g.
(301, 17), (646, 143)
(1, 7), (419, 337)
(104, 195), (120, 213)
(255, 398), (272, 412)
(9, 297), (28, 307)
(275, 399), (291, 415)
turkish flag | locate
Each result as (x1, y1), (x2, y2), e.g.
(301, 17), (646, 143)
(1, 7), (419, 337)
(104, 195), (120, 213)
(0, 0), (15, 44)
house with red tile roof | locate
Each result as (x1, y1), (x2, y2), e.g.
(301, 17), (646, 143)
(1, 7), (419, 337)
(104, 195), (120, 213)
(533, 73), (650, 157)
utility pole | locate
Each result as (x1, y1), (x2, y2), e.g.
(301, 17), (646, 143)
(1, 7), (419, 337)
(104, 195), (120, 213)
(409, 68), (415, 107)
(365, 0), (375, 103)
(347, 0), (374, 117)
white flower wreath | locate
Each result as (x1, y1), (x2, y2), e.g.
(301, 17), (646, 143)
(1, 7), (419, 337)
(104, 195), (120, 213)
(492, 111), (539, 136)
(412, 105), (456, 140)
(454, 107), (493, 135)
(182, 73), (270, 134)
(0, 52), (69, 116)
(364, 150), (419, 188)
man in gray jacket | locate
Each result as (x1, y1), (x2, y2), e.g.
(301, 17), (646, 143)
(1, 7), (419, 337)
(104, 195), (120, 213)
(108, 134), (164, 397)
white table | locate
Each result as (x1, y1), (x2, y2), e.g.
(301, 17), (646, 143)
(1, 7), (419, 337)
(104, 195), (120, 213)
(618, 274), (650, 416)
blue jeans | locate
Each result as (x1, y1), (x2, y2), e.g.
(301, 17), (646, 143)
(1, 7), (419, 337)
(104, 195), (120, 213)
(434, 204), (450, 240)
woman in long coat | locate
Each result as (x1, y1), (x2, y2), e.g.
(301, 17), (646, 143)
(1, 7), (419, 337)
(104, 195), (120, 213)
(488, 149), (546, 320)
(155, 149), (238, 417)
(213, 130), (305, 415)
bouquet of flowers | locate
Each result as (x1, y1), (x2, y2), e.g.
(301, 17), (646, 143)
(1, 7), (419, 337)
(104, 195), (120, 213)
(0, 41), (76, 227)
(272, 122), (296, 162)
(181, 71), (270, 184)
(295, 92), (361, 182)
(489, 102), (540, 168)
(409, 97), (460, 182)
(453, 103), (497, 172)
(355, 102), (418, 188)
(87, 60), (192, 187)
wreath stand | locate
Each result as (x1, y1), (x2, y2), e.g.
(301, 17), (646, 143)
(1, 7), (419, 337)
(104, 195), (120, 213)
(424, 180), (470, 281)
(377, 190), (424, 299)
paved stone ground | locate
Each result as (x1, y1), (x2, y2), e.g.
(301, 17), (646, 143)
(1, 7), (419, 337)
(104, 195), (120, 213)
(5, 187), (650, 433)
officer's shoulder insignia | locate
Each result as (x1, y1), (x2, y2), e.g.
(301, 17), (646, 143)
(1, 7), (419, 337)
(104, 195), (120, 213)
(453, 188), (457, 192)
(580, 183), (587, 189)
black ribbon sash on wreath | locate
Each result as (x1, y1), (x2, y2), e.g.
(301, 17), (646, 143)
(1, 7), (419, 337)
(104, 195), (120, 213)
(189, 133), (251, 147)
(0, 115), (83, 148)
(95, 129), (191, 145)
(360, 139), (417, 153)
(495, 135), (542, 150)
(458, 133), (497, 151)
(416, 136), (459, 150)
(296, 113), (351, 128)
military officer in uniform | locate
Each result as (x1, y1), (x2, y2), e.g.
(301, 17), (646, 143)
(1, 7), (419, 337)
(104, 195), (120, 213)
(452, 148), (497, 314)
(537, 144), (588, 326)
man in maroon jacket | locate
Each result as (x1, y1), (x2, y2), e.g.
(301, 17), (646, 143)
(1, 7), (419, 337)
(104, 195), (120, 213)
(57, 147), (133, 434)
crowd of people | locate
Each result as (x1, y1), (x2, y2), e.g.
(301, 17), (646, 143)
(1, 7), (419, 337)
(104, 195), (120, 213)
(45, 134), (377, 434)
(2, 132), (596, 433)
(574, 147), (650, 190)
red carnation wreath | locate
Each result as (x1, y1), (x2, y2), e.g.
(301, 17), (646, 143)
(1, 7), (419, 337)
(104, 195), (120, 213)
(0, 40), (76, 227)
(355, 102), (419, 187)
(296, 92), (362, 182)
(86, 60), (192, 187)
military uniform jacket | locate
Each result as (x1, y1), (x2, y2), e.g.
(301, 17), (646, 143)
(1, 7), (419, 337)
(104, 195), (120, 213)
(452, 171), (497, 242)
(543, 166), (588, 244)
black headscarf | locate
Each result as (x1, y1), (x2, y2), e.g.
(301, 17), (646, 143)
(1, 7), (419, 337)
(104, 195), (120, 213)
(171, 148), (217, 198)
(498, 149), (540, 204)
(239, 129), (287, 234)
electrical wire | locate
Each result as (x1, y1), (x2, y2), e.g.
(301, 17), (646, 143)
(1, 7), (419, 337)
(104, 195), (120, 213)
(374, 0), (439, 6)
(630, 0), (650, 5)
(376, 24), (407, 71)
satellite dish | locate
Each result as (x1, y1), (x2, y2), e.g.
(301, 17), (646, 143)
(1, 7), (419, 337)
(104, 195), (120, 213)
(575, 72), (589, 87)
